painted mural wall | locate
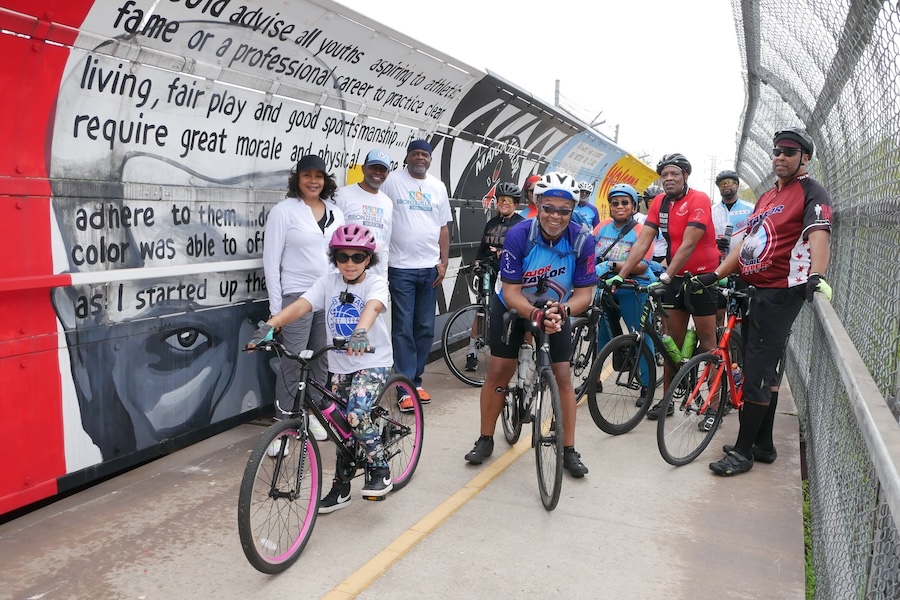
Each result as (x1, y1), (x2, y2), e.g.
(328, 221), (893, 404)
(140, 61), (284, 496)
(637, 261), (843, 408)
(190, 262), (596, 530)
(0, 0), (657, 514)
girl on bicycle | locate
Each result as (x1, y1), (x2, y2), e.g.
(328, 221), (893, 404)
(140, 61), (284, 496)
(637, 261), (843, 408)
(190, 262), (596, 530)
(251, 224), (393, 512)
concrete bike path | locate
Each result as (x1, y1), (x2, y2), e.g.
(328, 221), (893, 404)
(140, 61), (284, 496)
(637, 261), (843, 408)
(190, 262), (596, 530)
(0, 359), (805, 599)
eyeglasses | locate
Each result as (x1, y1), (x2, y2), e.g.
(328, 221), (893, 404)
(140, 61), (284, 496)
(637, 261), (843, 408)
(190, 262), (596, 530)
(772, 147), (801, 158)
(608, 200), (631, 208)
(496, 196), (516, 204)
(540, 204), (573, 216)
(579, 190), (591, 196)
(335, 251), (368, 264)
(717, 179), (737, 188)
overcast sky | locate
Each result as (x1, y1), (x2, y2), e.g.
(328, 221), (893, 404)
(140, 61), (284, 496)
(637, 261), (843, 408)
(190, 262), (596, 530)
(336, 0), (746, 198)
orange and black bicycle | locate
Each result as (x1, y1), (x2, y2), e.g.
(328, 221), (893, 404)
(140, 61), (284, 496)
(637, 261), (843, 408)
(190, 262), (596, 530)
(656, 281), (753, 466)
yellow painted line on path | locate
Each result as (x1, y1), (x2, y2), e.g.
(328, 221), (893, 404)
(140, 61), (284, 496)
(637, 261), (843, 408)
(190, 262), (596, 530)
(322, 434), (532, 599)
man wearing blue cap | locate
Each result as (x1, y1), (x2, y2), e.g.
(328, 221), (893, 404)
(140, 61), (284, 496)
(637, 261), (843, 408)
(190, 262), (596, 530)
(380, 139), (452, 410)
(335, 149), (394, 277)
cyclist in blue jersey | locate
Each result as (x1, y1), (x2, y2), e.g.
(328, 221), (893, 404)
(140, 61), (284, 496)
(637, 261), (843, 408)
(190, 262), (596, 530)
(573, 181), (600, 229)
(593, 183), (658, 406)
(464, 172), (598, 477)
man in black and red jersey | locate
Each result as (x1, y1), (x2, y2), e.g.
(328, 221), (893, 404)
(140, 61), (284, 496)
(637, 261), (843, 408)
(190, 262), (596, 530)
(704, 128), (832, 476)
(610, 153), (721, 421)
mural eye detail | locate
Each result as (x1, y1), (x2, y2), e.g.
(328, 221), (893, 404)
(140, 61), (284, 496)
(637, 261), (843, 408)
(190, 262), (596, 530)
(165, 328), (210, 351)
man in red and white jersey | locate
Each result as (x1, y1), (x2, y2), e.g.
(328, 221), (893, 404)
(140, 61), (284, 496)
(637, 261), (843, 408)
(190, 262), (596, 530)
(706, 128), (833, 476)
(612, 153), (721, 421)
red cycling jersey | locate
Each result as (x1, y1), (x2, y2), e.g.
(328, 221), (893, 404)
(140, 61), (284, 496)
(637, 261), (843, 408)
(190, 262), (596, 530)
(645, 188), (719, 276)
(739, 174), (832, 288)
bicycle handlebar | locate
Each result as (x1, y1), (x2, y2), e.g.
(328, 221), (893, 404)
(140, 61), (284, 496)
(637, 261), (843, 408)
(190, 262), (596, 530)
(244, 337), (374, 362)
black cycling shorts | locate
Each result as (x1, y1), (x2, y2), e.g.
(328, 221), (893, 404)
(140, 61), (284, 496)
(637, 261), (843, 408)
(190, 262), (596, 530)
(661, 276), (718, 317)
(488, 295), (573, 363)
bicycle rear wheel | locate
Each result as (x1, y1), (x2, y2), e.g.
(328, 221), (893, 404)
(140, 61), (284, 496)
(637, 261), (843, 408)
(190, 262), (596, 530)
(238, 420), (322, 574)
(587, 334), (656, 435)
(501, 387), (523, 445)
(569, 316), (595, 404)
(442, 304), (489, 386)
(375, 374), (424, 490)
(533, 369), (563, 511)
(656, 352), (726, 466)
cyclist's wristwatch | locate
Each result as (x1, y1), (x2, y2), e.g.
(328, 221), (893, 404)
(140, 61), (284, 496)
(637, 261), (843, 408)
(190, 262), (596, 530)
(659, 273), (672, 284)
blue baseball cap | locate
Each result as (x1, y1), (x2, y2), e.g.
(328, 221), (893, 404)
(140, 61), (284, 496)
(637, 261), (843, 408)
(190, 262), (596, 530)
(364, 149), (391, 169)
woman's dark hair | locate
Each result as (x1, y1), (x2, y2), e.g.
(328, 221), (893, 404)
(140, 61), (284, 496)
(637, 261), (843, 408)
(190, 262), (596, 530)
(286, 160), (338, 201)
(327, 247), (380, 270)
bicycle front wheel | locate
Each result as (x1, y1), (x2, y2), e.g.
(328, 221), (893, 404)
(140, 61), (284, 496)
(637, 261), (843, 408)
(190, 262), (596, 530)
(501, 387), (523, 445)
(569, 316), (595, 405)
(375, 374), (424, 490)
(442, 304), (489, 386)
(533, 369), (563, 511)
(238, 420), (322, 574)
(656, 352), (727, 466)
(587, 335), (656, 435)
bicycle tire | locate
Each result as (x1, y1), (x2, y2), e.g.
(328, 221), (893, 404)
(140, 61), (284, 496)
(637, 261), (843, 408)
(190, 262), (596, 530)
(501, 387), (523, 445)
(238, 420), (322, 574)
(586, 334), (656, 435)
(569, 316), (595, 404)
(375, 374), (424, 490)
(442, 304), (489, 386)
(656, 352), (727, 466)
(534, 369), (563, 511)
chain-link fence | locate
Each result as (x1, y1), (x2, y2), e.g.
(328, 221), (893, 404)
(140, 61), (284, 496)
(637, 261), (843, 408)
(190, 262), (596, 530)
(733, 1), (900, 597)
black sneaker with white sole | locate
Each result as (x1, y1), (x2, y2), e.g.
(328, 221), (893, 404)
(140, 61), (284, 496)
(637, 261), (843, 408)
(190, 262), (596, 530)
(699, 409), (718, 432)
(362, 467), (393, 497)
(646, 400), (674, 420)
(465, 353), (478, 371)
(319, 480), (351, 514)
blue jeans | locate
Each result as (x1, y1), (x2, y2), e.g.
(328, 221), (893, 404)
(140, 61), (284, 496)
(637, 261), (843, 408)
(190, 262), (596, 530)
(388, 267), (437, 388)
(598, 289), (654, 388)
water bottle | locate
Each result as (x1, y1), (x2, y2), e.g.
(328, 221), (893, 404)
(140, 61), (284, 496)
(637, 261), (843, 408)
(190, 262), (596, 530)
(681, 328), (697, 360)
(319, 400), (353, 441)
(518, 343), (535, 386)
(661, 334), (683, 364)
(731, 363), (743, 389)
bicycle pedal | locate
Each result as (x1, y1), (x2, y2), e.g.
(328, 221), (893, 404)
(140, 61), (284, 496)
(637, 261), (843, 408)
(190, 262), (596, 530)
(362, 494), (386, 502)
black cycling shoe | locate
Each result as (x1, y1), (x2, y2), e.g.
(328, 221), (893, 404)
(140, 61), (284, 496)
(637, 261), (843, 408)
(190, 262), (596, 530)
(635, 387), (649, 408)
(563, 448), (589, 478)
(646, 400), (674, 420)
(709, 448), (753, 476)
(464, 353), (478, 372)
(723, 444), (777, 464)
(465, 436), (494, 464)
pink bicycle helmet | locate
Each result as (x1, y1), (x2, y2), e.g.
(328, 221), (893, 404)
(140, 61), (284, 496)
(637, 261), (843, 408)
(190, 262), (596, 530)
(330, 224), (376, 252)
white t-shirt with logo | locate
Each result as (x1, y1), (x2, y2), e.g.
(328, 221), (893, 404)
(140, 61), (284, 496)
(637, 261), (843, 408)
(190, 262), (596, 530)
(381, 168), (452, 269)
(334, 183), (393, 277)
(301, 272), (392, 375)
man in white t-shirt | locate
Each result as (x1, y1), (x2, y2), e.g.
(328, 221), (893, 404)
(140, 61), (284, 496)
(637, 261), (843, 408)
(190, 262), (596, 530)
(380, 139), (452, 408)
(335, 149), (394, 277)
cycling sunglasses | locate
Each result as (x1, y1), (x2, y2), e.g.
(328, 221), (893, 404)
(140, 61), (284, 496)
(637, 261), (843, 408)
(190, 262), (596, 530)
(335, 251), (369, 264)
(772, 147), (801, 157)
(540, 204), (574, 216)
(608, 200), (631, 208)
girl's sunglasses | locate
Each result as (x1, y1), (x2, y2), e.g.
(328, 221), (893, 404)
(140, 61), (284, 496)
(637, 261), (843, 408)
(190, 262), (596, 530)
(335, 251), (369, 264)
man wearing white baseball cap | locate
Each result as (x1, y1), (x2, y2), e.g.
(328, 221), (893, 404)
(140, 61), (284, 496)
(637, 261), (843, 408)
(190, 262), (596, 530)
(334, 149), (394, 277)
